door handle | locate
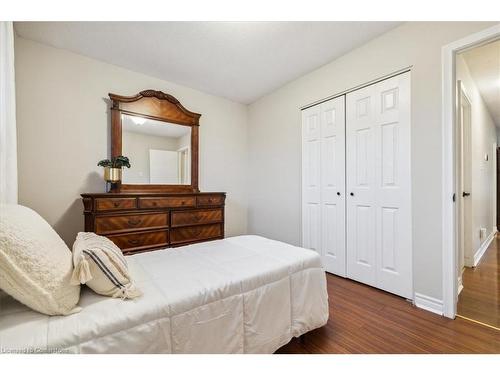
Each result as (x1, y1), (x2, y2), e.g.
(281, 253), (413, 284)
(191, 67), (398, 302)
(462, 192), (471, 197)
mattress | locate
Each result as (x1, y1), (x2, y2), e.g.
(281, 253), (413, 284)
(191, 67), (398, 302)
(0, 235), (328, 354)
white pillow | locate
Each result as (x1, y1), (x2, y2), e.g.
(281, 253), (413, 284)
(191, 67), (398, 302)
(71, 232), (141, 299)
(0, 204), (81, 315)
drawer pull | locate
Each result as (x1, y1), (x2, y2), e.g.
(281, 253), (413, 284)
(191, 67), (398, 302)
(191, 228), (202, 236)
(128, 218), (142, 226)
(113, 201), (121, 207)
(152, 201), (158, 206)
(128, 238), (141, 245)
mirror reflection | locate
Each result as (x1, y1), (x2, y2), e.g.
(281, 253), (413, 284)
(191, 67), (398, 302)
(121, 114), (191, 185)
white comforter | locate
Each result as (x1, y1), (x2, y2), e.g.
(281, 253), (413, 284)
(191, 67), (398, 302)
(0, 235), (328, 354)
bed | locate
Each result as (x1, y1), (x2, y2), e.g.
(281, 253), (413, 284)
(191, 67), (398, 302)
(0, 235), (328, 354)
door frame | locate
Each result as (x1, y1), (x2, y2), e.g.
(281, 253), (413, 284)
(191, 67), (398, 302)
(441, 23), (500, 318)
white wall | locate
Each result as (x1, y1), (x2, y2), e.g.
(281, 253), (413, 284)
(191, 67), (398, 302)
(247, 22), (498, 302)
(456, 54), (498, 260)
(15, 37), (248, 245)
(122, 130), (179, 184)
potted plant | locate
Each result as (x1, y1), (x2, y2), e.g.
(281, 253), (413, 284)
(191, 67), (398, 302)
(97, 156), (131, 182)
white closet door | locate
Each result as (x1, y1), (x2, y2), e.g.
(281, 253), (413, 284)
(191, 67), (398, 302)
(320, 97), (346, 276)
(346, 72), (412, 299)
(346, 84), (377, 286)
(302, 105), (321, 254)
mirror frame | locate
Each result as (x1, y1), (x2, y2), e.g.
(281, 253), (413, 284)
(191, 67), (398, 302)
(109, 90), (200, 193)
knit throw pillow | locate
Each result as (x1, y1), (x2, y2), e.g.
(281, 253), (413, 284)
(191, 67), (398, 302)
(71, 232), (141, 299)
(0, 204), (81, 315)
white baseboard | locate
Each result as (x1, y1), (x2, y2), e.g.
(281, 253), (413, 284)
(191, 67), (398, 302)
(414, 293), (444, 315)
(473, 229), (496, 267)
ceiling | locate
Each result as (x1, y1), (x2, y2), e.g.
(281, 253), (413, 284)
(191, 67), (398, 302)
(122, 115), (190, 137)
(461, 39), (500, 126)
(14, 22), (401, 104)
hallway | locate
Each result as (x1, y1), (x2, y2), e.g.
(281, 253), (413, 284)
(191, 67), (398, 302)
(457, 234), (500, 328)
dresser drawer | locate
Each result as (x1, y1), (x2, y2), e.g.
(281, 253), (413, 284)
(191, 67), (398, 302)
(138, 196), (196, 209)
(171, 209), (223, 227)
(107, 230), (168, 252)
(95, 197), (136, 211)
(196, 195), (224, 207)
(95, 213), (168, 234)
(170, 224), (222, 244)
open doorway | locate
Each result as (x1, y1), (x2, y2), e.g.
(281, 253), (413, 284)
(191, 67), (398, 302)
(454, 39), (500, 329)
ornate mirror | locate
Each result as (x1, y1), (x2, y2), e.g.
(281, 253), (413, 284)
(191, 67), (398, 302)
(109, 90), (200, 193)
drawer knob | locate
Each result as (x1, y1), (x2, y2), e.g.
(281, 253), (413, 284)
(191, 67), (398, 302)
(128, 239), (141, 245)
(113, 201), (120, 207)
(128, 218), (141, 226)
(152, 201), (158, 206)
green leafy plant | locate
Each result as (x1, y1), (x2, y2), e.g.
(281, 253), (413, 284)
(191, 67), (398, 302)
(97, 155), (131, 169)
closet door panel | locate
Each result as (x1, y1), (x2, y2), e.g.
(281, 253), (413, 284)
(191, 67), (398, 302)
(346, 85), (377, 285)
(346, 72), (412, 299)
(374, 73), (412, 299)
(320, 97), (346, 276)
(302, 106), (321, 253)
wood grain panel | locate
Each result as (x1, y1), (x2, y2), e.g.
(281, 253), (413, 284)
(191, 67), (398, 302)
(171, 209), (223, 227)
(95, 213), (168, 234)
(95, 197), (136, 211)
(138, 196), (196, 209)
(111, 90), (201, 127)
(170, 224), (222, 244)
(196, 195), (224, 207)
(107, 230), (168, 252)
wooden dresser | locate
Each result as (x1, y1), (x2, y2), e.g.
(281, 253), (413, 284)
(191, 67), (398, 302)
(81, 192), (225, 254)
(83, 89), (227, 255)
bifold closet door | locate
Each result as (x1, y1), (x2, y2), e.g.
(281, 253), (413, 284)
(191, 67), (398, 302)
(346, 72), (412, 299)
(302, 96), (346, 276)
(302, 105), (321, 255)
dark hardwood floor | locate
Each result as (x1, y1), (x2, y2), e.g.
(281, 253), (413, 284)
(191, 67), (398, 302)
(457, 234), (500, 328)
(278, 274), (499, 353)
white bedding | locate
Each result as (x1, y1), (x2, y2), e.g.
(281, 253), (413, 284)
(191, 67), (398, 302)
(0, 235), (328, 354)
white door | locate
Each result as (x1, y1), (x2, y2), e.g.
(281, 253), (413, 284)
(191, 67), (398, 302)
(320, 97), (346, 276)
(346, 72), (412, 299)
(346, 83), (377, 286)
(302, 105), (322, 254)
(457, 82), (473, 268)
(302, 97), (346, 276)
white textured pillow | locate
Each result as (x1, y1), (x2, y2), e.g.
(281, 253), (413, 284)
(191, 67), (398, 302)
(71, 232), (141, 299)
(0, 204), (81, 315)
